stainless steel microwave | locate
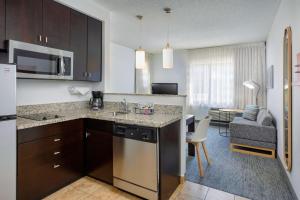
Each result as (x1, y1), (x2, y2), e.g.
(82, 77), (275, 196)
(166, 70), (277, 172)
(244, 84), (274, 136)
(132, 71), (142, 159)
(8, 40), (73, 80)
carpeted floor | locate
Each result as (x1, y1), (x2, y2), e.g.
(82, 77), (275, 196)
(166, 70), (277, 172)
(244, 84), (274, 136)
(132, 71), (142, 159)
(186, 126), (294, 200)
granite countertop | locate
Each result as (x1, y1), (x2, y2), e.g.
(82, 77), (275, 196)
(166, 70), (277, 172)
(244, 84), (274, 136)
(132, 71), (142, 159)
(17, 108), (182, 130)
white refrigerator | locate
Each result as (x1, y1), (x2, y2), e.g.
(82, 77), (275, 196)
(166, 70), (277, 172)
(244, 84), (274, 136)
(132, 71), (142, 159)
(0, 64), (16, 200)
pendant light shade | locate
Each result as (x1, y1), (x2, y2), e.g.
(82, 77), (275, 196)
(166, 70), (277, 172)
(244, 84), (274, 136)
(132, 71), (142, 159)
(135, 15), (146, 69)
(162, 8), (173, 69)
(136, 47), (146, 69)
(163, 43), (173, 69)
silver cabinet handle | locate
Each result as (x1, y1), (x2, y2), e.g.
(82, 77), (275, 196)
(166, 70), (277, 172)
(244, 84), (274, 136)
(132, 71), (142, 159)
(54, 138), (61, 142)
(86, 132), (90, 138)
(53, 164), (60, 169)
(53, 151), (60, 155)
(45, 36), (48, 43)
(38, 35), (42, 42)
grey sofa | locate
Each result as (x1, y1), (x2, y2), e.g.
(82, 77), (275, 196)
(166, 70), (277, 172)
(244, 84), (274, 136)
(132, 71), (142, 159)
(229, 109), (277, 157)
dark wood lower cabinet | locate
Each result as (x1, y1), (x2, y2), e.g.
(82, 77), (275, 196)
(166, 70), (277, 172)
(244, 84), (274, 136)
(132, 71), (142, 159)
(159, 120), (181, 200)
(85, 119), (113, 184)
(17, 119), (180, 200)
(17, 120), (84, 200)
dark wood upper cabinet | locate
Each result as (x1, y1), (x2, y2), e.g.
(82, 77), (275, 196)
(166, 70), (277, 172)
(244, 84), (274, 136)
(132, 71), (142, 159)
(85, 119), (113, 184)
(4, 0), (103, 82)
(87, 17), (102, 82)
(6, 0), (43, 45)
(70, 10), (87, 81)
(0, 0), (5, 49)
(43, 0), (70, 50)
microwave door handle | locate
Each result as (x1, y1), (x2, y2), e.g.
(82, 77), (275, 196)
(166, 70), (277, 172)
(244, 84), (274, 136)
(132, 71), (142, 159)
(57, 57), (65, 76)
(60, 57), (65, 75)
(57, 57), (61, 76)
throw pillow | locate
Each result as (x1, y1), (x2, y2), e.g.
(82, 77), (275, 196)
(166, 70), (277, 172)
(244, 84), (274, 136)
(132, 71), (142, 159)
(242, 105), (259, 121)
(257, 110), (273, 126)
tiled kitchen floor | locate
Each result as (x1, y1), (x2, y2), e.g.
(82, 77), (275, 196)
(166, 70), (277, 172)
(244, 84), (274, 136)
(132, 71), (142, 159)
(43, 177), (250, 200)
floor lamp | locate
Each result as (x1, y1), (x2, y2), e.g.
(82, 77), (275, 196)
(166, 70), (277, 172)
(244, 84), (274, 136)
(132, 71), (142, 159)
(243, 80), (260, 105)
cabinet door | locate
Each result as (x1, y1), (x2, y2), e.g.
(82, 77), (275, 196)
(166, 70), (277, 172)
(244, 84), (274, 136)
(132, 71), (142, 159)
(159, 120), (181, 200)
(86, 120), (113, 184)
(6, 0), (43, 45)
(87, 17), (102, 82)
(70, 10), (87, 81)
(17, 120), (84, 200)
(0, 0), (5, 49)
(43, 0), (70, 50)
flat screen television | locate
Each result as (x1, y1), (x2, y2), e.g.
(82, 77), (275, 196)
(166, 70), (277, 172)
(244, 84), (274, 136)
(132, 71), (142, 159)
(151, 83), (178, 95)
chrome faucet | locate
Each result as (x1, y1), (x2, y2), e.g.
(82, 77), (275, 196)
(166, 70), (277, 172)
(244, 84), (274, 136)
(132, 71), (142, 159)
(119, 98), (129, 113)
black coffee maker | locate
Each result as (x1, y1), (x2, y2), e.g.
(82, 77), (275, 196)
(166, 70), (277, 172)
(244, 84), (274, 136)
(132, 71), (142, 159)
(89, 91), (103, 110)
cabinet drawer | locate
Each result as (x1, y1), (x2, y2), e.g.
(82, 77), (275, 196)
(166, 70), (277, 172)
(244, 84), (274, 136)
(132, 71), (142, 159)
(18, 152), (83, 200)
(18, 119), (84, 144)
(18, 131), (83, 162)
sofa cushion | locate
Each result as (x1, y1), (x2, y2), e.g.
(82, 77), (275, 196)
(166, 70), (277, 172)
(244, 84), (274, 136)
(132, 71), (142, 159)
(257, 109), (273, 126)
(230, 117), (276, 143)
(242, 105), (259, 121)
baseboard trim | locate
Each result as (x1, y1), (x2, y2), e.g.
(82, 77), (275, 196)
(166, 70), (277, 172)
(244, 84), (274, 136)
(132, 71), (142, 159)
(277, 157), (298, 200)
(180, 176), (185, 184)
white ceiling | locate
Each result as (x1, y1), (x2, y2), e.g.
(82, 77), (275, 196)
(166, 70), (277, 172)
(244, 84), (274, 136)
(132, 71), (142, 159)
(94, 0), (280, 52)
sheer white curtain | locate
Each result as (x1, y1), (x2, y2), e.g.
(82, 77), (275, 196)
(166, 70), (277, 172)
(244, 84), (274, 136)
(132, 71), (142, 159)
(188, 43), (266, 118)
(188, 47), (235, 108)
(234, 43), (266, 108)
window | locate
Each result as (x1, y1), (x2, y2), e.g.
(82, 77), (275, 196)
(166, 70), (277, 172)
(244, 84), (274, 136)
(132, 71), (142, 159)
(189, 48), (234, 108)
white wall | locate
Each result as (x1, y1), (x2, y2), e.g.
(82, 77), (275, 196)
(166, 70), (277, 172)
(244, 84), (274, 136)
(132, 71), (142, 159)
(110, 43), (135, 93)
(267, 0), (300, 198)
(17, 0), (111, 106)
(17, 80), (100, 105)
(150, 50), (188, 95)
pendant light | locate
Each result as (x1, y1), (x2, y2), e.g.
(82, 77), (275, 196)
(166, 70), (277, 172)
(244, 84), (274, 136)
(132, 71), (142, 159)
(163, 8), (173, 69)
(135, 15), (146, 69)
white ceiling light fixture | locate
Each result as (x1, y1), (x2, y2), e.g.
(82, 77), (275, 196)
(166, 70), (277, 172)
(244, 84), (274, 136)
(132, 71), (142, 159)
(163, 7), (173, 69)
(135, 15), (146, 69)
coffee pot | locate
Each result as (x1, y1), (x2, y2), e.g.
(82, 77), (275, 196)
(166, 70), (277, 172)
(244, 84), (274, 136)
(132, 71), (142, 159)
(89, 91), (103, 110)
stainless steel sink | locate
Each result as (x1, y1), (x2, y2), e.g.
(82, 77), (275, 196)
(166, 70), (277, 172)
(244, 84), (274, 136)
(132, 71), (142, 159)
(112, 111), (130, 116)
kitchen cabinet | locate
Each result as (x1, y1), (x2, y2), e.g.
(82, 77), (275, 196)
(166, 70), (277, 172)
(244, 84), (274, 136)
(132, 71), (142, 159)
(6, 0), (43, 45)
(17, 120), (84, 200)
(6, 0), (70, 50)
(42, 0), (70, 50)
(70, 10), (88, 81)
(0, 0), (5, 49)
(159, 120), (181, 200)
(87, 17), (102, 82)
(5, 0), (103, 82)
(85, 119), (113, 184)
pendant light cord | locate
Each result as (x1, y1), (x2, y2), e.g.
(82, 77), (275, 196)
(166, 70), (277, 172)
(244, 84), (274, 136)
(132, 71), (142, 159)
(136, 15), (143, 49)
(164, 8), (172, 47)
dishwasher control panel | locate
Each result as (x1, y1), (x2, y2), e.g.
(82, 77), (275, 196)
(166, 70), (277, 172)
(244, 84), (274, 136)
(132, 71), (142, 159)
(113, 124), (157, 143)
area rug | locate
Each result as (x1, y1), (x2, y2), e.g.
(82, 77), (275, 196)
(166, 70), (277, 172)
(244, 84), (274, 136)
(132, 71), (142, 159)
(185, 126), (294, 200)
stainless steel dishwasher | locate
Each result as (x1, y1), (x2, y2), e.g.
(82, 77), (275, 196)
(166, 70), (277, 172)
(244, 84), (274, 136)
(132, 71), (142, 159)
(113, 124), (159, 200)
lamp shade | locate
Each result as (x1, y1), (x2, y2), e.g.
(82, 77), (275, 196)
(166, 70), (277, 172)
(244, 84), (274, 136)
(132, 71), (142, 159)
(163, 44), (173, 69)
(243, 80), (259, 90)
(136, 49), (145, 69)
